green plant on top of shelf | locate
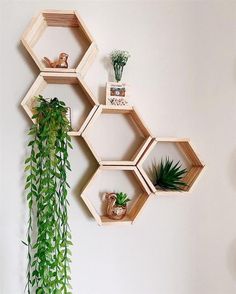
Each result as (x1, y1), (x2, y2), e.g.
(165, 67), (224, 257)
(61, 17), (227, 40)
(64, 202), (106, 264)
(110, 50), (131, 82)
(152, 157), (188, 191)
(24, 95), (73, 294)
(115, 192), (130, 206)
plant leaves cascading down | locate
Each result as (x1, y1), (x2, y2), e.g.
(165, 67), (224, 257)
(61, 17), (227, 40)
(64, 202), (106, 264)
(24, 96), (73, 294)
(153, 158), (188, 191)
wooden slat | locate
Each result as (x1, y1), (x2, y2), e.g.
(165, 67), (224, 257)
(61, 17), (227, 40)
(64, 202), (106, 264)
(76, 105), (99, 136)
(137, 138), (156, 166)
(129, 192), (150, 222)
(101, 105), (133, 114)
(100, 166), (135, 171)
(76, 42), (98, 77)
(77, 75), (98, 105)
(137, 165), (157, 194)
(100, 216), (132, 225)
(22, 13), (44, 44)
(131, 107), (153, 137)
(21, 41), (44, 71)
(80, 195), (102, 225)
(21, 10), (97, 73)
(74, 11), (94, 43)
(156, 137), (189, 142)
(42, 10), (75, 15)
(131, 136), (152, 164)
(101, 160), (135, 166)
(133, 167), (151, 195)
(43, 68), (76, 73)
(183, 166), (204, 191)
(177, 142), (202, 166)
(30, 20), (47, 48)
(82, 134), (101, 163)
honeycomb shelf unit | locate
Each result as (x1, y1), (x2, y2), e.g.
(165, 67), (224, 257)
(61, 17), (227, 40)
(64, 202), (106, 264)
(21, 72), (99, 136)
(137, 138), (205, 195)
(82, 105), (153, 165)
(21, 10), (98, 76)
(21, 10), (205, 226)
(80, 165), (151, 225)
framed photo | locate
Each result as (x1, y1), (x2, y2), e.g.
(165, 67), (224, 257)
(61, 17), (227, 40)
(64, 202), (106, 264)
(106, 82), (129, 106)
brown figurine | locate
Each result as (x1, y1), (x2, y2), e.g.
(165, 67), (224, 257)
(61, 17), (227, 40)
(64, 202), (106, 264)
(104, 192), (127, 220)
(43, 53), (69, 68)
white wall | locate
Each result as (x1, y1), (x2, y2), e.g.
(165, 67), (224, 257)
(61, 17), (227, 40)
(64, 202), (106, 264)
(1, 1), (236, 293)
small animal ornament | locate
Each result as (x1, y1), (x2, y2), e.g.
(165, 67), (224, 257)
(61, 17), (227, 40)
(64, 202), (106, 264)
(43, 53), (69, 68)
(104, 192), (127, 220)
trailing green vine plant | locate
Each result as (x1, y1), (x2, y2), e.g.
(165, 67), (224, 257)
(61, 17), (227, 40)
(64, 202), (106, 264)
(24, 96), (73, 293)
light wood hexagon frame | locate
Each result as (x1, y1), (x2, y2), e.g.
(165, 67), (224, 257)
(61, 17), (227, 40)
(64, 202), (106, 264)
(137, 138), (205, 194)
(82, 105), (153, 165)
(21, 72), (99, 136)
(81, 165), (151, 225)
(21, 10), (98, 76)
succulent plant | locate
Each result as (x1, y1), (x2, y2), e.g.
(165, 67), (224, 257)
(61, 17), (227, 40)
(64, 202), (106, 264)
(115, 192), (130, 206)
(153, 158), (188, 190)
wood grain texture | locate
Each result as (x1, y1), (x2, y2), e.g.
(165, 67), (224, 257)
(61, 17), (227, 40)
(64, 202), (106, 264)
(21, 10), (98, 74)
(137, 137), (205, 195)
(80, 166), (151, 225)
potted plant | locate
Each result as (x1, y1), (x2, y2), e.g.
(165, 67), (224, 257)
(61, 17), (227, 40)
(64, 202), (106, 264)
(152, 157), (188, 190)
(104, 192), (130, 220)
(106, 50), (131, 106)
(23, 96), (73, 293)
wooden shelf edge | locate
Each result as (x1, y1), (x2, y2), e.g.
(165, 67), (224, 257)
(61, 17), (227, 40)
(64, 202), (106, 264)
(100, 216), (133, 225)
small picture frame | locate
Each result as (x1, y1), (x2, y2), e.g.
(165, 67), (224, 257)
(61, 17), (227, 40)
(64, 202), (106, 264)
(106, 82), (129, 106)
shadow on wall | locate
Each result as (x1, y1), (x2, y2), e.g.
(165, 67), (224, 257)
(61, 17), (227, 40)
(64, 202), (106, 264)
(227, 239), (236, 282)
(228, 149), (236, 190)
(72, 137), (99, 220)
(102, 55), (114, 82)
(17, 41), (39, 84)
(94, 56), (114, 105)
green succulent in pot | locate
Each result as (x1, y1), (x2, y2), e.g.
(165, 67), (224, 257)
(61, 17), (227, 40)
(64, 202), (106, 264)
(24, 95), (73, 293)
(152, 157), (188, 191)
(115, 192), (130, 206)
(105, 192), (130, 220)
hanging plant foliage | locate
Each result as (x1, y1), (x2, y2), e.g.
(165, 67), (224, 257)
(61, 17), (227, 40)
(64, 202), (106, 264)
(24, 96), (73, 294)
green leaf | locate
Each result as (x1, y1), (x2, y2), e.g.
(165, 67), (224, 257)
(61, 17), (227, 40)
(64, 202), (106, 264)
(24, 95), (73, 293)
(21, 240), (28, 246)
(153, 158), (188, 190)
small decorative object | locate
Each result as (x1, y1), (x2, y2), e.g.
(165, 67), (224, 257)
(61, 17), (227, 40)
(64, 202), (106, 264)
(44, 52), (69, 68)
(104, 192), (130, 220)
(152, 157), (188, 190)
(106, 50), (131, 106)
(106, 82), (128, 106)
(110, 50), (130, 83)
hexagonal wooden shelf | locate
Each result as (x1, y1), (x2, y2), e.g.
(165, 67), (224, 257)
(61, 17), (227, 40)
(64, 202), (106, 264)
(81, 165), (151, 225)
(137, 138), (205, 194)
(21, 72), (99, 136)
(82, 105), (153, 165)
(21, 10), (98, 76)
